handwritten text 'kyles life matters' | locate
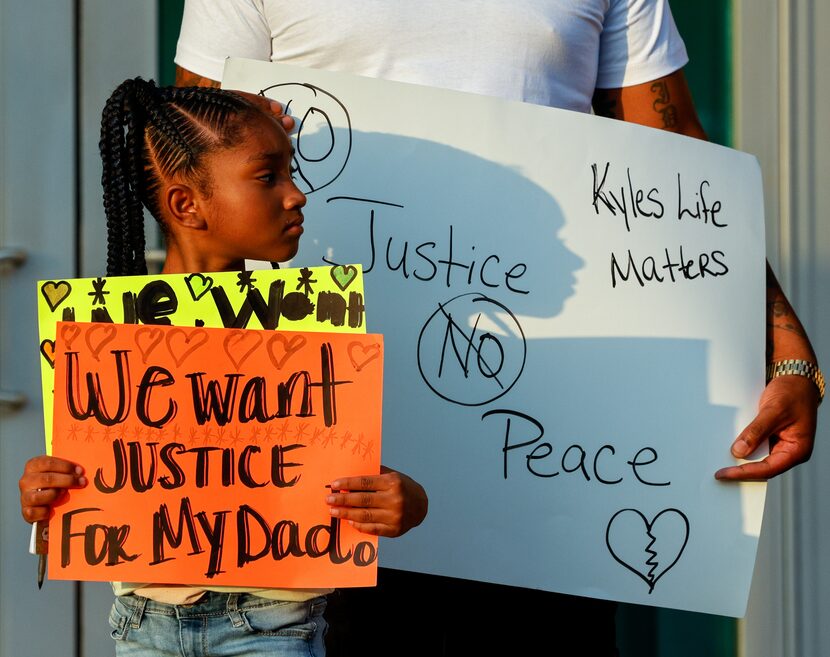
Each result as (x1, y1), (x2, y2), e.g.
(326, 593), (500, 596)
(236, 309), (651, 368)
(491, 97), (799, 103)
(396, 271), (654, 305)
(591, 162), (730, 288)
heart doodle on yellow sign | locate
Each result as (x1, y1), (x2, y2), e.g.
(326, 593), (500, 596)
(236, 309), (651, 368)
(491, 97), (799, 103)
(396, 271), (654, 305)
(330, 265), (358, 291)
(40, 340), (56, 369)
(40, 280), (72, 312)
(185, 273), (214, 301)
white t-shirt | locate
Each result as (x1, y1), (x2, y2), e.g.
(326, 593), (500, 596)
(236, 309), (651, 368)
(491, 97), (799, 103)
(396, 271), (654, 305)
(175, 0), (689, 113)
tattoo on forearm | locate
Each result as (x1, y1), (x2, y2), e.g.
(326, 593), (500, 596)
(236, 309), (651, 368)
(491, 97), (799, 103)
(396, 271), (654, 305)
(769, 300), (790, 318)
(175, 68), (220, 88)
(766, 294), (808, 360)
(650, 81), (678, 129)
(769, 321), (808, 338)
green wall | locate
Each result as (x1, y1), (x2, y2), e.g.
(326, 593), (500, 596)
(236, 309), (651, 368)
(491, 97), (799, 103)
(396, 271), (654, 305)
(158, 0), (184, 87)
(673, 0), (733, 146)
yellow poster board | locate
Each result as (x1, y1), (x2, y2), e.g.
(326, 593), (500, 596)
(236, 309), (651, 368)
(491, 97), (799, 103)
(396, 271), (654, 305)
(38, 265), (365, 451)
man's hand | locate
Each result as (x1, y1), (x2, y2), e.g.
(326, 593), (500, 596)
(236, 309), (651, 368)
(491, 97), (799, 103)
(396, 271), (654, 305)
(715, 376), (819, 481)
(175, 65), (295, 131)
(19, 456), (87, 523)
(326, 466), (428, 537)
(716, 266), (821, 481)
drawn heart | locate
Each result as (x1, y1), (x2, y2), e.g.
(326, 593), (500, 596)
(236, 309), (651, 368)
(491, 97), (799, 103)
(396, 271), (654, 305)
(59, 323), (82, 350)
(84, 324), (117, 361)
(266, 333), (307, 370)
(135, 327), (164, 363)
(40, 280), (72, 312)
(330, 264), (358, 291)
(606, 508), (689, 594)
(165, 328), (209, 366)
(223, 330), (263, 370)
(40, 340), (56, 369)
(185, 273), (214, 301)
(347, 341), (381, 372)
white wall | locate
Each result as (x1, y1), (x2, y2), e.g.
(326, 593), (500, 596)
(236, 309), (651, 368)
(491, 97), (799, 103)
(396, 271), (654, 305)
(0, 3), (78, 655)
(0, 3), (156, 656)
(736, 2), (830, 656)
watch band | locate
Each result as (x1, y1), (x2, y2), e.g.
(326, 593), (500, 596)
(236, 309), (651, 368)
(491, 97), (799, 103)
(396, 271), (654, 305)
(766, 359), (825, 404)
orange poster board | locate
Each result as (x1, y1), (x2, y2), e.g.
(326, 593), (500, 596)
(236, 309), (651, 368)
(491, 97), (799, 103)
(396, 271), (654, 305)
(48, 321), (383, 588)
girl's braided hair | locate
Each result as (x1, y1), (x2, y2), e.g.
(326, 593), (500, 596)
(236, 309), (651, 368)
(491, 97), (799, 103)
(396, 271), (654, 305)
(99, 78), (262, 276)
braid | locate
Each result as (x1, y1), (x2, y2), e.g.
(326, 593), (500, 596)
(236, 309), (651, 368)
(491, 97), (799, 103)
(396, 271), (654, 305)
(100, 78), (149, 276)
(99, 78), (262, 276)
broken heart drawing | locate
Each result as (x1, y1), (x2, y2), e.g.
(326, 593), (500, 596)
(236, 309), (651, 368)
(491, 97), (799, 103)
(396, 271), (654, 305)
(605, 508), (689, 594)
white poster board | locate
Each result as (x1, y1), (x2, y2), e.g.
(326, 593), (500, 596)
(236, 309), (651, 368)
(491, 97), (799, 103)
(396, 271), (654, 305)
(224, 58), (766, 617)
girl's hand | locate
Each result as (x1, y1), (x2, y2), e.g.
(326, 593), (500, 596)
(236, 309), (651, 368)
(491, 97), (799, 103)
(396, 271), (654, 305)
(326, 466), (428, 537)
(18, 456), (87, 523)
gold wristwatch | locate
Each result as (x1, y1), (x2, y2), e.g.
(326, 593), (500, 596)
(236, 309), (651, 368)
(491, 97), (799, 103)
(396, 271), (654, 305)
(766, 359), (825, 405)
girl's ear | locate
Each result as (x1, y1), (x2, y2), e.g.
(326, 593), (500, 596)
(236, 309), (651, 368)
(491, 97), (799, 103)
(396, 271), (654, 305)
(164, 184), (207, 230)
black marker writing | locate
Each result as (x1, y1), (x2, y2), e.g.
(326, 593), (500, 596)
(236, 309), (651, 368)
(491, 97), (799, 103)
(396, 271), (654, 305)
(592, 162), (665, 232)
(325, 197), (529, 294)
(94, 441), (307, 494)
(611, 246), (728, 288)
(482, 409), (670, 486)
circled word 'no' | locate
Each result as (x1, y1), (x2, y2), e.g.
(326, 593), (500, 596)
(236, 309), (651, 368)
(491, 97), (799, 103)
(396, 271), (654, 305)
(417, 293), (526, 406)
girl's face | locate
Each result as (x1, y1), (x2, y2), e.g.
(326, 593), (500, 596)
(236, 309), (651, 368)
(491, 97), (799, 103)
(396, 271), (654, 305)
(195, 113), (307, 266)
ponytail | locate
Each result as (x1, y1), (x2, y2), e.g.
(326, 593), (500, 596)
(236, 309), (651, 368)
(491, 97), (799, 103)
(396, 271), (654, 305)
(99, 78), (259, 275)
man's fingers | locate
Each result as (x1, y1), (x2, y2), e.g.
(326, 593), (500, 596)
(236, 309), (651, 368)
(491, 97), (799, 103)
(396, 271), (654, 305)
(278, 114), (295, 131)
(226, 90), (296, 131)
(715, 456), (784, 481)
(715, 441), (809, 481)
(731, 406), (782, 458)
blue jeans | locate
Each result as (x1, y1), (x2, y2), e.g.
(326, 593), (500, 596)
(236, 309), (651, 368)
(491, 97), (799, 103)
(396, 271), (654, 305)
(108, 592), (327, 657)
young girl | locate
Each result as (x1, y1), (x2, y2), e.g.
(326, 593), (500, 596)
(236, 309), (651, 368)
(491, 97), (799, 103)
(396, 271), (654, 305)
(18, 78), (428, 657)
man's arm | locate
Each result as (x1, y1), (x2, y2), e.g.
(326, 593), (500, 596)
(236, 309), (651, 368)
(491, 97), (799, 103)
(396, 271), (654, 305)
(175, 65), (219, 88)
(592, 69), (706, 138)
(175, 65), (295, 132)
(594, 70), (821, 481)
(715, 266), (819, 480)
